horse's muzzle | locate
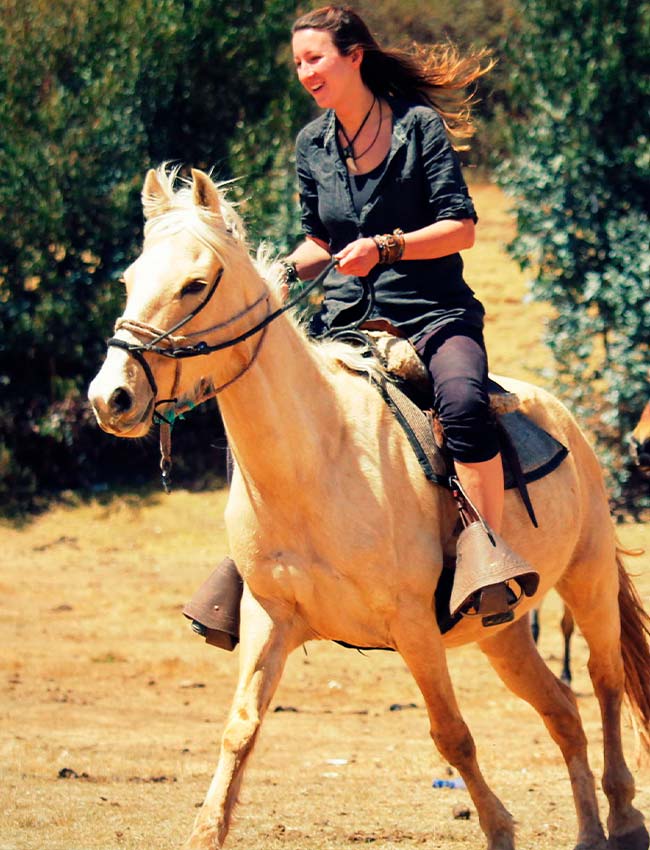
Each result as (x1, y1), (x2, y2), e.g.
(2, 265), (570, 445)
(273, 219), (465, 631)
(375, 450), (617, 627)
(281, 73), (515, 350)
(88, 376), (154, 438)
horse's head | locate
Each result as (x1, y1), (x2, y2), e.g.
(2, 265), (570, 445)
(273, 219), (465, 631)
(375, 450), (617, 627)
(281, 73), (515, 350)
(88, 167), (265, 439)
(630, 400), (650, 478)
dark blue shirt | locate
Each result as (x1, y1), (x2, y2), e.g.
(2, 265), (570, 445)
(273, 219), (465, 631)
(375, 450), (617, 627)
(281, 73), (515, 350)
(295, 97), (485, 343)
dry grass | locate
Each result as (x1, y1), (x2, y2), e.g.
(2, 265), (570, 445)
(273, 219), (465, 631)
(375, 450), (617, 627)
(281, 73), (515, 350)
(465, 181), (554, 383)
(1, 182), (648, 850)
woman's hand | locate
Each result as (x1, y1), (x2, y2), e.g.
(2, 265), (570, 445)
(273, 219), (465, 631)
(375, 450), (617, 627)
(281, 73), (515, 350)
(335, 237), (379, 277)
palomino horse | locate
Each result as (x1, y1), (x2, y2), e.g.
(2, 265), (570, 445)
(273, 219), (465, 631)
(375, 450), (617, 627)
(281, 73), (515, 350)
(88, 168), (650, 850)
(631, 401), (650, 476)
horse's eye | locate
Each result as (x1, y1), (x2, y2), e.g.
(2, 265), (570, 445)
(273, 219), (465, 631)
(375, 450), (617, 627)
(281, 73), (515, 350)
(180, 280), (207, 297)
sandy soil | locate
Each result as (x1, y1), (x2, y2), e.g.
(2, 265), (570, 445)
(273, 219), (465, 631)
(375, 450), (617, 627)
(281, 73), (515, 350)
(1, 495), (649, 850)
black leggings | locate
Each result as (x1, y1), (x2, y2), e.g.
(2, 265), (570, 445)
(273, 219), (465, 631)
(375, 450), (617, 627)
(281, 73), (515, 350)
(417, 325), (500, 464)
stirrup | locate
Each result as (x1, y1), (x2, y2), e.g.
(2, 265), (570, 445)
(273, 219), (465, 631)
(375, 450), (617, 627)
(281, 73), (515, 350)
(449, 521), (540, 627)
(447, 475), (539, 628)
(182, 557), (243, 651)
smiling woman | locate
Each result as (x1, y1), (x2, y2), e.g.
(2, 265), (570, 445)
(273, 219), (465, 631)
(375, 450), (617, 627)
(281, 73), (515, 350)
(185, 6), (521, 633)
(184, 5), (528, 653)
(284, 9), (516, 590)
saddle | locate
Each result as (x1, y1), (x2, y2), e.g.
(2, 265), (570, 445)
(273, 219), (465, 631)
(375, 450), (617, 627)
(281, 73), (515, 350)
(345, 332), (569, 633)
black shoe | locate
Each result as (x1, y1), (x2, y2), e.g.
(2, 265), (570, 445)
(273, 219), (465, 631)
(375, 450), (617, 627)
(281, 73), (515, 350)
(460, 582), (519, 627)
(190, 620), (208, 637)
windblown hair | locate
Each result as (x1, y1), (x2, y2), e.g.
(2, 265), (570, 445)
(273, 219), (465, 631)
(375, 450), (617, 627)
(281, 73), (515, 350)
(292, 5), (494, 148)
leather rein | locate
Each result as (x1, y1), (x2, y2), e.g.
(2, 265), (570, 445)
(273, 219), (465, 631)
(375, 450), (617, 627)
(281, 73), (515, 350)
(105, 258), (338, 490)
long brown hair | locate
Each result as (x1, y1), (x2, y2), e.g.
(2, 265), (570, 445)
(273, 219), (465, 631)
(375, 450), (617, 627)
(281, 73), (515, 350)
(292, 5), (494, 149)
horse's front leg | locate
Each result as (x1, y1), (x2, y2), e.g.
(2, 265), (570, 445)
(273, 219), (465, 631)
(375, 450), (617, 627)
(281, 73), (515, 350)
(184, 587), (305, 850)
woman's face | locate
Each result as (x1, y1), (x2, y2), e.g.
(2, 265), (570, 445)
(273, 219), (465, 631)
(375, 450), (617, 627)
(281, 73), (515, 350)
(292, 28), (362, 110)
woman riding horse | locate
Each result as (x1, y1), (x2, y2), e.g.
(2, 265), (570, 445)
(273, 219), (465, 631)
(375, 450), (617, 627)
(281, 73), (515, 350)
(184, 4), (532, 646)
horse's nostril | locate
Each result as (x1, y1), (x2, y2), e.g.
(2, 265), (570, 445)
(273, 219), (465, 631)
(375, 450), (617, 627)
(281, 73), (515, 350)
(110, 387), (133, 414)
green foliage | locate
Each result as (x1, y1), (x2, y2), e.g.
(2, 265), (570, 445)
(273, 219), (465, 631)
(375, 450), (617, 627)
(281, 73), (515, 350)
(0, 0), (303, 509)
(497, 0), (650, 507)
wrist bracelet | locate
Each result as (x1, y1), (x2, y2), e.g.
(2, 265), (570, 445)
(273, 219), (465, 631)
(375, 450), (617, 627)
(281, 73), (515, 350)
(373, 229), (405, 265)
(279, 259), (300, 286)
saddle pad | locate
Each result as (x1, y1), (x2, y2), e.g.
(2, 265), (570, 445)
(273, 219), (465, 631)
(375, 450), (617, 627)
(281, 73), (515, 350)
(376, 377), (569, 491)
(498, 410), (569, 489)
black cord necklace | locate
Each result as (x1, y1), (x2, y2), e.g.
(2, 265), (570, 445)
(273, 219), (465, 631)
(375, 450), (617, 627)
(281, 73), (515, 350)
(351, 99), (383, 165)
(337, 95), (377, 173)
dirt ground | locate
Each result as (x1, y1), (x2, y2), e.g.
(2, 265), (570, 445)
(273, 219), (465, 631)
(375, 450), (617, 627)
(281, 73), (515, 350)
(1, 494), (649, 850)
(2, 183), (649, 850)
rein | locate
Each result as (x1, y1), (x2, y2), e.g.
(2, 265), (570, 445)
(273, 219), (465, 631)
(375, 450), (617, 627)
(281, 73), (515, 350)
(105, 257), (338, 490)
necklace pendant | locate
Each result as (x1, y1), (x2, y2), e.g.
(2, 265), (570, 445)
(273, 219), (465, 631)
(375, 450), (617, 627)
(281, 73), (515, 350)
(346, 156), (358, 174)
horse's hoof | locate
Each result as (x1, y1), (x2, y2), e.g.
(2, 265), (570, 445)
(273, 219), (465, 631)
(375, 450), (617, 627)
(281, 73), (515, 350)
(488, 829), (515, 850)
(609, 824), (650, 850)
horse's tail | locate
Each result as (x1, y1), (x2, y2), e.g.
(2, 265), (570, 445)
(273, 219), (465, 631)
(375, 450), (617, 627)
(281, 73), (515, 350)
(617, 548), (650, 756)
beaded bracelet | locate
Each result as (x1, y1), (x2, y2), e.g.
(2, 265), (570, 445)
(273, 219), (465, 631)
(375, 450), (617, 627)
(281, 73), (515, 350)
(278, 259), (300, 286)
(372, 229), (405, 265)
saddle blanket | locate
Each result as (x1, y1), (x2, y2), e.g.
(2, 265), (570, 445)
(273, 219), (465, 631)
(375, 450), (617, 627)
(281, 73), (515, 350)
(378, 376), (569, 493)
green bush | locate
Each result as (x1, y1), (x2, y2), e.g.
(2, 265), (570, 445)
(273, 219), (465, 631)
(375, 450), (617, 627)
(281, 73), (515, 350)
(0, 0), (304, 512)
(497, 0), (650, 509)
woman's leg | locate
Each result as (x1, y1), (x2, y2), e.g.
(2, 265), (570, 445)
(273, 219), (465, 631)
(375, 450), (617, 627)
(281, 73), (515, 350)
(455, 454), (504, 533)
(421, 325), (501, 497)
(421, 325), (534, 623)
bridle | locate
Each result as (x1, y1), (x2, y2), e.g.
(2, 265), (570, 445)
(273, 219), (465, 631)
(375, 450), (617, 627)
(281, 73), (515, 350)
(105, 257), (339, 490)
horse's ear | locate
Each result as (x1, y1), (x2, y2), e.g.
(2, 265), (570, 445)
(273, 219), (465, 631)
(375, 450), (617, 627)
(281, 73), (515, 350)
(191, 169), (221, 215)
(142, 169), (171, 220)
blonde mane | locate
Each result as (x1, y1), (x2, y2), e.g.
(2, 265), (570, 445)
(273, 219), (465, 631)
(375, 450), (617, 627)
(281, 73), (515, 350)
(142, 166), (386, 382)
(142, 165), (247, 264)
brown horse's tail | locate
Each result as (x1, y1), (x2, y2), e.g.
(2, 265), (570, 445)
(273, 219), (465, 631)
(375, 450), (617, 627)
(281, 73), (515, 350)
(618, 549), (650, 756)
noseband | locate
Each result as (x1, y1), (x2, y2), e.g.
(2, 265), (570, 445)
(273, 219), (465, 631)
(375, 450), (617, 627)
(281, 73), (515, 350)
(112, 269), (263, 398)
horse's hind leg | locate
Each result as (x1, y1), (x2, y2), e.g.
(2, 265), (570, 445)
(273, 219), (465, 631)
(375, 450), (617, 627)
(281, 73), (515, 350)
(560, 603), (575, 685)
(395, 616), (515, 850)
(184, 589), (304, 850)
(558, 551), (649, 850)
(479, 614), (607, 850)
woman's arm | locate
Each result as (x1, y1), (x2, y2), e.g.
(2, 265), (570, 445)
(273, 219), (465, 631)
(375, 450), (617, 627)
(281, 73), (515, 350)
(335, 218), (475, 278)
(402, 218), (475, 259)
(274, 236), (332, 301)
(286, 236), (332, 280)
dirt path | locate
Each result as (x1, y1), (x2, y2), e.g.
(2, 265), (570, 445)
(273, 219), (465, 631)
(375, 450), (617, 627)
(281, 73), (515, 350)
(1, 493), (649, 850)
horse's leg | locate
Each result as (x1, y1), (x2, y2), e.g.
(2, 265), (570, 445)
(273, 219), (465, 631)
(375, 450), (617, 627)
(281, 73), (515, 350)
(184, 589), (303, 850)
(558, 553), (649, 850)
(531, 607), (540, 643)
(394, 616), (515, 850)
(479, 615), (607, 850)
(560, 603), (574, 685)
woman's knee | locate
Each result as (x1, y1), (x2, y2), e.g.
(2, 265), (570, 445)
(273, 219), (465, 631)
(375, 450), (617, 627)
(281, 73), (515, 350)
(435, 377), (499, 462)
(435, 375), (489, 427)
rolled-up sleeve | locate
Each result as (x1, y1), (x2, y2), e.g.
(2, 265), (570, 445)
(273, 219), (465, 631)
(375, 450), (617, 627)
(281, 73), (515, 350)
(418, 111), (478, 224)
(295, 132), (331, 245)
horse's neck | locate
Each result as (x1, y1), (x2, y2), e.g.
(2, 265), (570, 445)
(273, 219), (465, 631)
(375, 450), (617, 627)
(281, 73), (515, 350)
(216, 315), (341, 495)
